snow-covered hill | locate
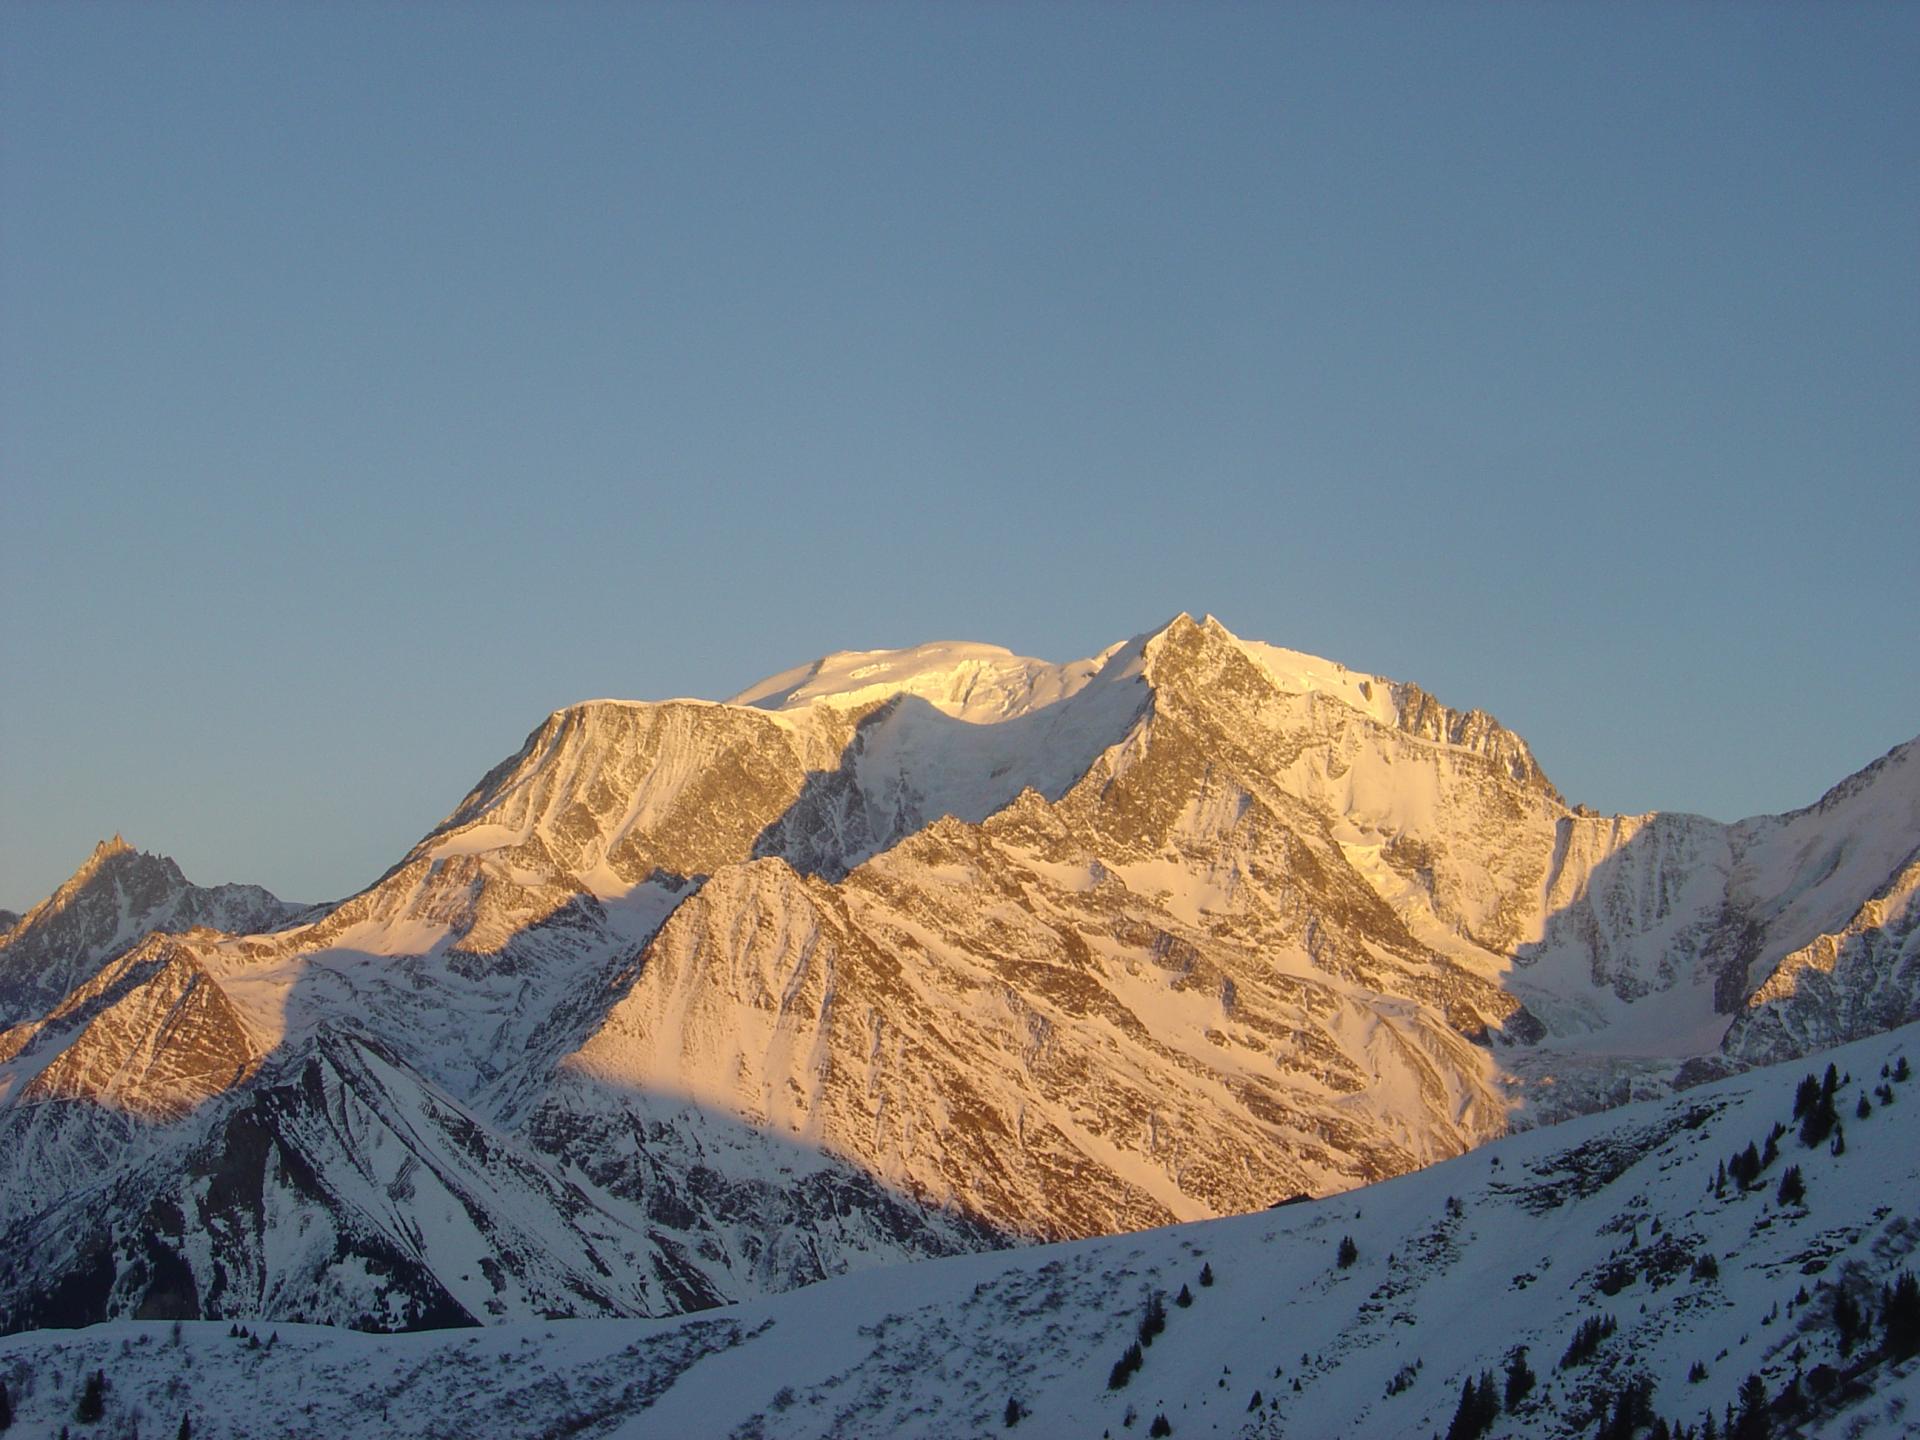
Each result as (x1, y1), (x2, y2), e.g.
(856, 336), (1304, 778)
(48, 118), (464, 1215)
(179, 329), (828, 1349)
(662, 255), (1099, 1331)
(2, 1020), (1915, 1439)
(1, 616), (1915, 1337)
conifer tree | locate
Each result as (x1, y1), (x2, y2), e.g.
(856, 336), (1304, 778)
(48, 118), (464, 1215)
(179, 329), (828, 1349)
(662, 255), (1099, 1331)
(1504, 1348), (1535, 1410)
(1793, 1073), (1820, 1119)
(1138, 1291), (1167, 1347)
(1336, 1235), (1358, 1269)
(1732, 1374), (1769, 1440)
(76, 1369), (105, 1424)
(1835, 1286), (1864, 1356)
(0, 1376), (12, 1433)
(1883, 1270), (1920, 1359)
(1199, 1262), (1213, 1287)
(1776, 1165), (1804, 1205)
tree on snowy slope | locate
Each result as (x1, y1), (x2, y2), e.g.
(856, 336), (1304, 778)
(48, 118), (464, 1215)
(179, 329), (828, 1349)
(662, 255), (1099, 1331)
(1884, 1270), (1920, 1359)
(1443, 1370), (1498, 1440)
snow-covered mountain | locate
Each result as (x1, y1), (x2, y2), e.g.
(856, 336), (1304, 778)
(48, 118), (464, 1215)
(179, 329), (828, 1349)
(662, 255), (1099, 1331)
(1, 615), (1915, 1336)
(0, 837), (303, 1027)
(3, 1020), (1915, 1439)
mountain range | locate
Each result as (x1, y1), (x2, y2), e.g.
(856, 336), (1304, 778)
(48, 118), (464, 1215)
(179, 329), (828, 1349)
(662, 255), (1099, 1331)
(2, 614), (1915, 1339)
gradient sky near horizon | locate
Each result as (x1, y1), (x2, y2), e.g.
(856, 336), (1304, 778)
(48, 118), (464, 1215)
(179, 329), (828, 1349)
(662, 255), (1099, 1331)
(3, 3), (1916, 908)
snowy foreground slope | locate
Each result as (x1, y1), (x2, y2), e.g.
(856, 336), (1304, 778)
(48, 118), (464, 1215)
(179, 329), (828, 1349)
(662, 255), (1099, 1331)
(2, 615), (1916, 1334)
(2, 1022), (1916, 1439)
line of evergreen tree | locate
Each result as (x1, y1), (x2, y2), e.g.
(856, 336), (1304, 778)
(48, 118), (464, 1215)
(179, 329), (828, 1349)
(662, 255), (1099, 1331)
(1559, 1312), (1617, 1368)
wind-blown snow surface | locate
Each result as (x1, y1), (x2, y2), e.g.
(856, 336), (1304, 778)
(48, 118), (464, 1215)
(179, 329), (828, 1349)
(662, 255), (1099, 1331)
(2, 614), (1917, 1336)
(3, 1023), (1916, 1439)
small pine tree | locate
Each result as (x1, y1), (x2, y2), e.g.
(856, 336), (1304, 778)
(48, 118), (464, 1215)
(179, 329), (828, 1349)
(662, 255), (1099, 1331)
(0, 1377), (12, 1432)
(1834, 1286), (1864, 1357)
(1831, 1126), (1846, 1157)
(1138, 1291), (1167, 1347)
(1445, 1377), (1479, 1440)
(76, 1369), (106, 1424)
(1793, 1073), (1820, 1119)
(1148, 1415), (1172, 1438)
(1760, 1131), (1779, 1167)
(178, 1417), (192, 1440)
(1175, 1284), (1193, 1308)
(1199, 1262), (1214, 1287)
(1883, 1270), (1920, 1359)
(1503, 1347), (1535, 1410)
(1246, 1390), (1262, 1411)
(1776, 1165), (1805, 1205)
(1857, 1092), (1872, 1119)
(1336, 1235), (1358, 1269)
(1733, 1373), (1770, 1440)
(1004, 1395), (1024, 1427)
(1895, 1055), (1911, 1082)
(1108, 1341), (1144, 1390)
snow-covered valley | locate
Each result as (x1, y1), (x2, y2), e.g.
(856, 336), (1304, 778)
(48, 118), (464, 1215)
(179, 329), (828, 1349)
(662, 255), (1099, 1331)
(3, 1020), (1916, 1438)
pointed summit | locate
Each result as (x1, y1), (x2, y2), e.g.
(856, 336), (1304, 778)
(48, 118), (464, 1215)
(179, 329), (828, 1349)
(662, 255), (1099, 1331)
(0, 842), (300, 1026)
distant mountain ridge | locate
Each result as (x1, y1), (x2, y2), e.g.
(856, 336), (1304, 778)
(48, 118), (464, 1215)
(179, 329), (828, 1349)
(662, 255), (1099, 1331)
(0, 836), (304, 1027)
(0, 614), (1914, 1334)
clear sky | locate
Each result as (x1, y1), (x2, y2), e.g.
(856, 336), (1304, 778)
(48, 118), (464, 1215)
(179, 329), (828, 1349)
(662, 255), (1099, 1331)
(3, 3), (1916, 909)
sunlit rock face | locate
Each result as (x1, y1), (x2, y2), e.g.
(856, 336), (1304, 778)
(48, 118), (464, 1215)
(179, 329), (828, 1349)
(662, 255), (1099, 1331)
(2, 615), (1915, 1333)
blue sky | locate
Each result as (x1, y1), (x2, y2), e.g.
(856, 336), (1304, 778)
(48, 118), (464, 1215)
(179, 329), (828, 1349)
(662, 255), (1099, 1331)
(4, 3), (1916, 907)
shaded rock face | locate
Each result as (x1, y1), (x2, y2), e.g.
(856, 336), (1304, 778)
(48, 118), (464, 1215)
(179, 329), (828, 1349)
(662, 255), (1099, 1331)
(1, 615), (1914, 1334)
